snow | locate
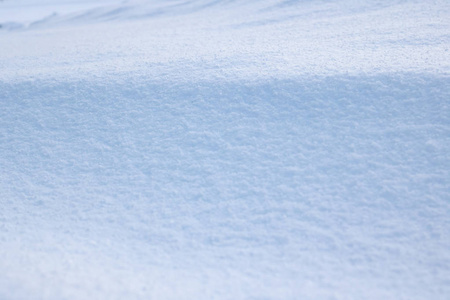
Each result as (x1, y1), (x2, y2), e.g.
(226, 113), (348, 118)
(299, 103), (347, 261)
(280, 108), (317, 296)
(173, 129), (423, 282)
(1, 1), (450, 299)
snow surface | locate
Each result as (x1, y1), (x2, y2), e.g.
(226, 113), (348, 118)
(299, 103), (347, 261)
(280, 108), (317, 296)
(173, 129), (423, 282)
(1, 0), (450, 299)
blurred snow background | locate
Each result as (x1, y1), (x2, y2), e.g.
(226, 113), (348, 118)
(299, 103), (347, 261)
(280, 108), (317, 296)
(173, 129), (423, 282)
(0, 1), (449, 299)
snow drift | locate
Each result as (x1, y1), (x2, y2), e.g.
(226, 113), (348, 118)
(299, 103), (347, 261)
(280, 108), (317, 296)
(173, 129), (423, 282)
(0, 1), (449, 299)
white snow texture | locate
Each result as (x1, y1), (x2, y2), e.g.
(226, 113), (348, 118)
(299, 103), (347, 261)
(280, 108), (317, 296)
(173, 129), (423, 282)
(0, 0), (449, 299)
